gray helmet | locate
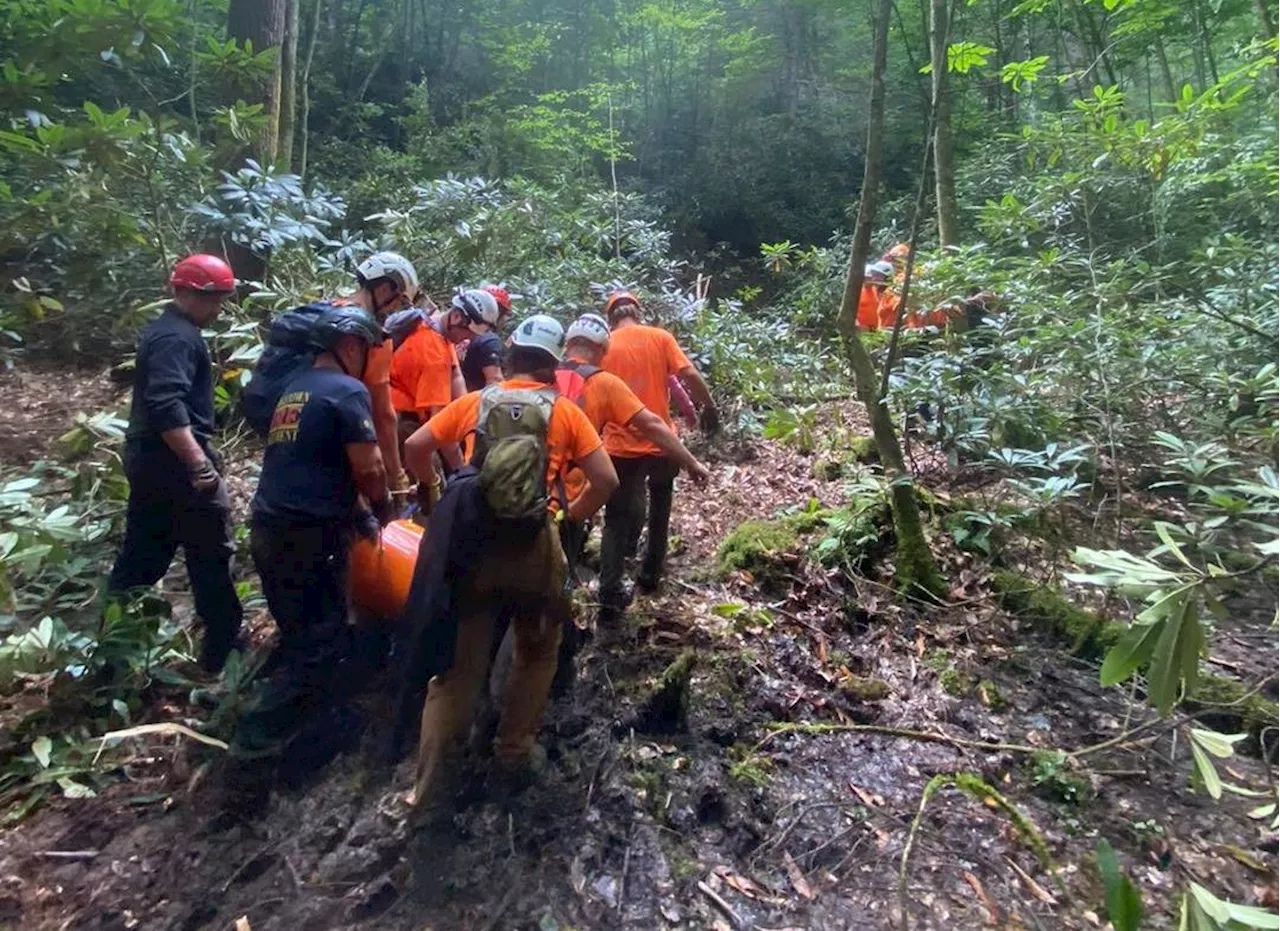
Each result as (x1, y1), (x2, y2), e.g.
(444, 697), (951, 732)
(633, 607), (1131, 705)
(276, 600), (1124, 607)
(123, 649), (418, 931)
(312, 305), (385, 351)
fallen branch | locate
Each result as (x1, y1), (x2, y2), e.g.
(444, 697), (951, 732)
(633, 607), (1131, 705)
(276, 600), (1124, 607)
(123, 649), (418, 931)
(757, 722), (1042, 756)
(697, 879), (744, 930)
(95, 722), (228, 764)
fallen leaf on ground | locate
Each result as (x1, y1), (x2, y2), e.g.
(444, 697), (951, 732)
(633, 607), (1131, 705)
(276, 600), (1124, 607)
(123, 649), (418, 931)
(963, 870), (1000, 924)
(783, 851), (814, 900)
(849, 782), (885, 808)
(234, 919), (251, 931)
(714, 865), (765, 900)
(1004, 857), (1057, 905)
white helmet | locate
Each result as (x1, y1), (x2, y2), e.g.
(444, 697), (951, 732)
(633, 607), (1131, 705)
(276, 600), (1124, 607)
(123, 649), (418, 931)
(566, 313), (610, 347)
(509, 313), (566, 362)
(450, 288), (501, 334)
(356, 251), (419, 300)
(864, 260), (894, 283)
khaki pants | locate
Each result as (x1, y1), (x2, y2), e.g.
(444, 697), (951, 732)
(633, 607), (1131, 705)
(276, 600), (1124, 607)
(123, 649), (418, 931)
(410, 518), (569, 814)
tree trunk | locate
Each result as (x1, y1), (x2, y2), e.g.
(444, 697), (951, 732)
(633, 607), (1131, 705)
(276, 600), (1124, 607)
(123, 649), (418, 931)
(227, 0), (287, 165)
(929, 0), (959, 247)
(1155, 36), (1178, 103)
(1254, 0), (1277, 38)
(298, 0), (324, 181)
(278, 0), (299, 171)
(837, 0), (946, 596)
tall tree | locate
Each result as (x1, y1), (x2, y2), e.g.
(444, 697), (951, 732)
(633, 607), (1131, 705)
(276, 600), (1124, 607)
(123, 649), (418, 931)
(228, 0), (287, 164)
(929, 0), (959, 246)
(837, 0), (946, 595)
(278, 0), (300, 171)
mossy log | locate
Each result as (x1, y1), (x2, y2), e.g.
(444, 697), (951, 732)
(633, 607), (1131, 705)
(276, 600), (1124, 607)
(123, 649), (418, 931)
(991, 571), (1278, 742)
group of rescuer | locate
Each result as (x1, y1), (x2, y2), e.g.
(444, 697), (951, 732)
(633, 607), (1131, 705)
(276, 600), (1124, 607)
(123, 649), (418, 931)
(108, 251), (718, 817)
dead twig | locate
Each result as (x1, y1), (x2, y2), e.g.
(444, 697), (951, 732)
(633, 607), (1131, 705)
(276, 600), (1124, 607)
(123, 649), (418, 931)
(618, 822), (633, 914)
(697, 879), (744, 930)
(33, 850), (99, 860)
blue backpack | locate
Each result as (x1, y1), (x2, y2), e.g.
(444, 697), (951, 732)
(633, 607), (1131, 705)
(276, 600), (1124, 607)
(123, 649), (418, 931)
(240, 301), (337, 437)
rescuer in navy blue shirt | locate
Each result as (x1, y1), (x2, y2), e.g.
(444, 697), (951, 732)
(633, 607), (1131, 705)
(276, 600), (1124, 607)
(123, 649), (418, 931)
(229, 306), (394, 793)
(107, 255), (243, 674)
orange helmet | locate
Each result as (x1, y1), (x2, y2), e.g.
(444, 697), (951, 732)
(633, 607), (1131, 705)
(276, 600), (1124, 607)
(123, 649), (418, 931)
(883, 243), (910, 263)
(604, 289), (640, 320)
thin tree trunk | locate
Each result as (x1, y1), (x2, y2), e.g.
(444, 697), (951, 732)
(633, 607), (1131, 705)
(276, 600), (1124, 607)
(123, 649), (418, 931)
(1254, 0), (1277, 38)
(299, 0), (324, 181)
(1155, 36), (1178, 103)
(227, 0), (287, 165)
(278, 0), (299, 171)
(1196, 0), (1219, 87)
(837, 0), (945, 596)
(929, 0), (958, 246)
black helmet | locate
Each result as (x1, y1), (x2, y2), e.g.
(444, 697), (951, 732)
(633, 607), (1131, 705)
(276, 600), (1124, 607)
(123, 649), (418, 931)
(312, 305), (385, 351)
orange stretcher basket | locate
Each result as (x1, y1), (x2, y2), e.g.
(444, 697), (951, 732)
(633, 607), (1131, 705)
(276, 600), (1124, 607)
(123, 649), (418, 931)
(348, 518), (425, 619)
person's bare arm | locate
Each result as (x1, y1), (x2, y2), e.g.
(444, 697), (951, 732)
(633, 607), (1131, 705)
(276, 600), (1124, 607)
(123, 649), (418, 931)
(567, 447), (619, 523)
(450, 366), (467, 399)
(369, 381), (402, 485)
(676, 364), (714, 410)
(160, 427), (207, 467)
(346, 441), (390, 518)
(403, 422), (441, 480)
(627, 409), (710, 484)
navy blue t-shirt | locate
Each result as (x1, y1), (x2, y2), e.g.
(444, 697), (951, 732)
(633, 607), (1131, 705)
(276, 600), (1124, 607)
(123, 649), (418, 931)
(252, 367), (378, 523)
(460, 330), (503, 392)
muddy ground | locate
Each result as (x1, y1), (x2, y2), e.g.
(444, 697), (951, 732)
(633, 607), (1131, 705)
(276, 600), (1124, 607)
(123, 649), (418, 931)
(0, 394), (1276, 930)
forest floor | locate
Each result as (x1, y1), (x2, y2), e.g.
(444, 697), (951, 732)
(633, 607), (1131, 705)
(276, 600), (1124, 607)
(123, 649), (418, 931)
(0, 373), (1276, 931)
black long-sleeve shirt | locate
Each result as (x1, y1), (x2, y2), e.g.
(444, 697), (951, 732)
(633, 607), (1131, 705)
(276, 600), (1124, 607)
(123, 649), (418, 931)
(125, 304), (215, 456)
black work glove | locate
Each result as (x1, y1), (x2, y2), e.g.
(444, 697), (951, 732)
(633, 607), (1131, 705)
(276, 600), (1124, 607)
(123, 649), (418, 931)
(206, 446), (226, 475)
(188, 458), (221, 494)
(354, 509), (380, 542)
(699, 405), (722, 437)
(371, 495), (397, 527)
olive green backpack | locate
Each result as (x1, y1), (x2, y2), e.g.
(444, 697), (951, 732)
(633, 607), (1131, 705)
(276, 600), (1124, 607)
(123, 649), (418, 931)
(472, 385), (561, 531)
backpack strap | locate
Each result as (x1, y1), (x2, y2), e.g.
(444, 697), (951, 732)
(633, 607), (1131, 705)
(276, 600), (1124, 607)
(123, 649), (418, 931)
(555, 360), (602, 409)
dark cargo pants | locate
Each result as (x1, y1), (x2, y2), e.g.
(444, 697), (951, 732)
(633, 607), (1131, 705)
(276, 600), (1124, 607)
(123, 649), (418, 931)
(599, 454), (679, 611)
(232, 520), (352, 758)
(107, 446), (242, 671)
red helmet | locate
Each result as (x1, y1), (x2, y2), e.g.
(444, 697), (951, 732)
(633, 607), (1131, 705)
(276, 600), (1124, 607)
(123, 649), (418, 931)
(482, 283), (512, 315)
(170, 254), (236, 293)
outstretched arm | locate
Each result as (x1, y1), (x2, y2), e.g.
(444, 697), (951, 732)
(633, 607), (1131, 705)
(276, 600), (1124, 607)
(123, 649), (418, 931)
(628, 409), (709, 484)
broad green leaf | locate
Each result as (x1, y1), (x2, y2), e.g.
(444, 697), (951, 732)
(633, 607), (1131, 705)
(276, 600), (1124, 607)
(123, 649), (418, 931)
(712, 603), (746, 618)
(1147, 595), (1191, 715)
(1179, 601), (1203, 699)
(1188, 883), (1231, 924)
(1097, 839), (1143, 931)
(1154, 522), (1194, 570)
(31, 736), (51, 768)
(1190, 738), (1223, 799)
(1188, 728), (1246, 759)
(946, 42), (995, 74)
(1222, 901), (1280, 929)
(1100, 620), (1163, 686)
